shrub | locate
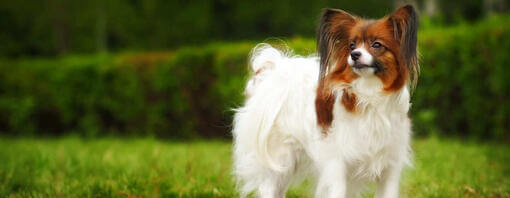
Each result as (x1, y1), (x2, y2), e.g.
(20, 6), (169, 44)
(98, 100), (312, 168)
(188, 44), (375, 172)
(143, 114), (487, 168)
(412, 15), (510, 140)
(0, 15), (508, 140)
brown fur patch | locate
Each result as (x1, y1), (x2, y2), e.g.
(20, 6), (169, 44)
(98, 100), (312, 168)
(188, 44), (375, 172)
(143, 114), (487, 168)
(330, 61), (359, 83)
(254, 68), (264, 75)
(374, 47), (409, 92)
(341, 89), (357, 113)
(315, 82), (336, 133)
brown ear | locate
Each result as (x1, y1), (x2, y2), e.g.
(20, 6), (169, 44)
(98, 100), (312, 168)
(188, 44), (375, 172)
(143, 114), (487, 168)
(317, 8), (356, 81)
(390, 5), (419, 87)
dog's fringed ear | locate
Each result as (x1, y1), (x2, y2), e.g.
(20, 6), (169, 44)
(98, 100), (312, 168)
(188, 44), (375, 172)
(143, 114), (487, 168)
(390, 5), (419, 88)
(317, 8), (356, 81)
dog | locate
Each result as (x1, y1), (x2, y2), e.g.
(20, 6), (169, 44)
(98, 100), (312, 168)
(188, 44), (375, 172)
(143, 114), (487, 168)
(233, 5), (419, 198)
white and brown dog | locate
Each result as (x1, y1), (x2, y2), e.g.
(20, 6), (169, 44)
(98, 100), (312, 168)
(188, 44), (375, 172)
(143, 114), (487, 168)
(233, 5), (419, 198)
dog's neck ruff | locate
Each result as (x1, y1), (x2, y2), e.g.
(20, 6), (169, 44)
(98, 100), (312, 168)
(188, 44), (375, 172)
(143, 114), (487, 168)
(335, 75), (411, 115)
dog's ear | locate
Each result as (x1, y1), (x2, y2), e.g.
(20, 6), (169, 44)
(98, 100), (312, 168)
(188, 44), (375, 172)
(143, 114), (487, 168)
(317, 8), (356, 81)
(389, 5), (419, 87)
(316, 9), (355, 133)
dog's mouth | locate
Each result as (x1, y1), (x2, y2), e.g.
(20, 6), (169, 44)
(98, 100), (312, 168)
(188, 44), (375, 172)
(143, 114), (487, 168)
(352, 64), (374, 69)
(352, 62), (385, 74)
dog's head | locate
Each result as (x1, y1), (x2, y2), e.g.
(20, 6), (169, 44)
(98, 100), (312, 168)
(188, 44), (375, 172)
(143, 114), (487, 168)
(315, 5), (419, 130)
(317, 5), (419, 90)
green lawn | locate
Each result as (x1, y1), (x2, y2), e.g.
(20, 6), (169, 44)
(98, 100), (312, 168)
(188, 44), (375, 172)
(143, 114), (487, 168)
(0, 137), (508, 198)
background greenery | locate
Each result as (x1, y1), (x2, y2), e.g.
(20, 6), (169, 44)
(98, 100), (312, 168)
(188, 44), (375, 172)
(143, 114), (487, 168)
(0, 0), (504, 57)
(0, 0), (509, 197)
(0, 15), (509, 140)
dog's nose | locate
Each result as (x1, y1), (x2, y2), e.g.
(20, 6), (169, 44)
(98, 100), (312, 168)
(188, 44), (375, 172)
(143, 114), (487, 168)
(351, 51), (361, 61)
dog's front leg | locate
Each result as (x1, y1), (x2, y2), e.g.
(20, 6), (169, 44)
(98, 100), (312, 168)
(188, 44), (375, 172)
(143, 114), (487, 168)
(375, 164), (403, 198)
(315, 160), (347, 198)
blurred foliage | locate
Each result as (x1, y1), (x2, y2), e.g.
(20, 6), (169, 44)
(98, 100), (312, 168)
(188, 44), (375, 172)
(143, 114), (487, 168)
(1, 0), (507, 57)
(0, 44), (254, 138)
(0, 15), (508, 140)
(412, 14), (510, 140)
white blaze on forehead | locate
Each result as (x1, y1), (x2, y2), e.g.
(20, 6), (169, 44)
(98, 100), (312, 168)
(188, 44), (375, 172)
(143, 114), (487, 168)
(347, 44), (374, 66)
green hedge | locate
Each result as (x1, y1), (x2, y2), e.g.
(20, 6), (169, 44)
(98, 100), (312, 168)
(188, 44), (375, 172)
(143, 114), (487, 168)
(412, 16), (510, 140)
(0, 16), (508, 140)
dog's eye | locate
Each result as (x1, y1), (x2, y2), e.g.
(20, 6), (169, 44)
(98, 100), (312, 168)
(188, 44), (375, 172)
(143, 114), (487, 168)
(349, 42), (356, 50)
(372, 42), (382, 48)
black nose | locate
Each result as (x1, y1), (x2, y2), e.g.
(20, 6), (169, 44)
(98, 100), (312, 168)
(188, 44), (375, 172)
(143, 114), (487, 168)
(351, 51), (361, 61)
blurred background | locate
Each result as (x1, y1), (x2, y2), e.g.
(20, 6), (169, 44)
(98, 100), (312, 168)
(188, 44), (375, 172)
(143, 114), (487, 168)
(0, 0), (508, 140)
(0, 0), (509, 197)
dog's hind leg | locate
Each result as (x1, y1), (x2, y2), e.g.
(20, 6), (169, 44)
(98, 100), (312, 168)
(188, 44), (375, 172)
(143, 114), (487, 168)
(234, 138), (300, 198)
(234, 152), (294, 198)
(257, 172), (292, 198)
(314, 159), (347, 198)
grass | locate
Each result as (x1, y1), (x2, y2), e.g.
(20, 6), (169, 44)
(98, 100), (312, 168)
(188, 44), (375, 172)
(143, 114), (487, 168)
(0, 136), (508, 198)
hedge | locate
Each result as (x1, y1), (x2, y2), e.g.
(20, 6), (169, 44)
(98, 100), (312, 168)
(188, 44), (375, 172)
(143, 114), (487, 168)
(412, 16), (510, 140)
(0, 15), (508, 140)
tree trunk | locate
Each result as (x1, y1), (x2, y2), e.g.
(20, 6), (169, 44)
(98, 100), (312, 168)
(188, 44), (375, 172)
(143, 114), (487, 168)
(96, 0), (107, 53)
(48, 0), (70, 55)
(425, 0), (437, 17)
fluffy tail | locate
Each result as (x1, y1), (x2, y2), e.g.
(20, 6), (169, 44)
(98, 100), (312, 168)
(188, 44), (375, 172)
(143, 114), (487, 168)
(237, 44), (289, 172)
(244, 44), (285, 98)
(250, 43), (284, 73)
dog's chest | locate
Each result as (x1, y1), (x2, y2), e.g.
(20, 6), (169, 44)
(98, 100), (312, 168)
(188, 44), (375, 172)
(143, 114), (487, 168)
(330, 101), (409, 180)
(337, 110), (403, 151)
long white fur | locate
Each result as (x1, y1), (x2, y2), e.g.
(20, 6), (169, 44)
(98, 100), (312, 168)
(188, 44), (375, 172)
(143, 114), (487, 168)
(233, 44), (412, 198)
